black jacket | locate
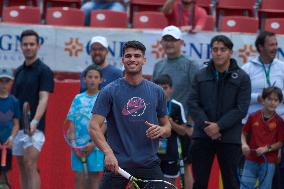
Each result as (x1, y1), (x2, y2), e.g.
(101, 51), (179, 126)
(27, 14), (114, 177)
(188, 59), (251, 144)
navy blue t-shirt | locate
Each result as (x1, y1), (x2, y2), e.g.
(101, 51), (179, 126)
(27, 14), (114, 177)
(12, 59), (54, 132)
(92, 78), (167, 168)
(80, 64), (122, 92)
(0, 95), (20, 143)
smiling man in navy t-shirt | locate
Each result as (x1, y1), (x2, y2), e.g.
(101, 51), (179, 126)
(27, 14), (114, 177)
(89, 40), (172, 189)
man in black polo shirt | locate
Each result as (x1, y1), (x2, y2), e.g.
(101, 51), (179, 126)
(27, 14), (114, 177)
(12, 30), (54, 189)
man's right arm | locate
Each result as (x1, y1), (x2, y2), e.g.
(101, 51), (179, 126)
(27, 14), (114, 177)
(89, 114), (118, 172)
(161, 0), (175, 14)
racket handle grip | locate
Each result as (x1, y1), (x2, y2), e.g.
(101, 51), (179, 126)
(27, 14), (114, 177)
(83, 163), (88, 178)
(70, 140), (76, 147)
(1, 145), (7, 167)
(118, 167), (131, 180)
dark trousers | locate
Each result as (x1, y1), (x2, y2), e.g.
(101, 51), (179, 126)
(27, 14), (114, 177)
(99, 162), (164, 189)
(191, 139), (241, 189)
(279, 167), (284, 189)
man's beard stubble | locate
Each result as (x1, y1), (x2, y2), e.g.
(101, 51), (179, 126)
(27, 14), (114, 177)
(92, 56), (105, 66)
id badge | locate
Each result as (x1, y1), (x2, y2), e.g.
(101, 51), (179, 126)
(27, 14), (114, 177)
(158, 138), (168, 154)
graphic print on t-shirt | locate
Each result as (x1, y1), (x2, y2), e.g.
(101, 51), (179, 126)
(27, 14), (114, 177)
(122, 97), (148, 117)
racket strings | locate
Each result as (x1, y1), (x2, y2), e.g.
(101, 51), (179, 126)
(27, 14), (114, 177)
(237, 155), (268, 188)
(132, 179), (177, 189)
(142, 181), (177, 189)
(63, 119), (90, 148)
(63, 114), (93, 179)
(65, 122), (76, 146)
(118, 167), (177, 189)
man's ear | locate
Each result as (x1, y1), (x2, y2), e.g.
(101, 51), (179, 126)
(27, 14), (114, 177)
(258, 45), (264, 52)
(143, 57), (146, 65)
(229, 49), (233, 56)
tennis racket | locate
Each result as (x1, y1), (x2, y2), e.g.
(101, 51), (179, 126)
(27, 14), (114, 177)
(63, 113), (93, 178)
(118, 167), (177, 189)
(0, 144), (11, 189)
(236, 149), (268, 189)
(179, 159), (185, 189)
(175, 137), (184, 189)
(22, 102), (31, 135)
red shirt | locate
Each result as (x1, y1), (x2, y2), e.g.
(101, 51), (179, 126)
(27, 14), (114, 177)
(165, 1), (207, 29)
(243, 110), (284, 163)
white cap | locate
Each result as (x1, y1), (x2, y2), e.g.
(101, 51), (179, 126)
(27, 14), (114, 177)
(162, 25), (182, 40)
(90, 36), (108, 49)
(0, 68), (14, 80)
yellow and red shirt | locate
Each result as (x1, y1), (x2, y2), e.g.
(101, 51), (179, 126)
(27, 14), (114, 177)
(243, 110), (284, 163)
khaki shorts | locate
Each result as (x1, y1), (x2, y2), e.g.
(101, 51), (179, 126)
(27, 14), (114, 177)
(12, 130), (45, 156)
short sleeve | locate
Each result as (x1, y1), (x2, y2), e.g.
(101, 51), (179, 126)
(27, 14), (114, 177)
(177, 104), (187, 124)
(39, 66), (54, 93)
(92, 88), (111, 117)
(243, 115), (253, 134)
(156, 88), (167, 117)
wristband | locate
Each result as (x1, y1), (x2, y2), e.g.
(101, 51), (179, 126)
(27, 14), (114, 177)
(267, 145), (272, 152)
(31, 119), (39, 126)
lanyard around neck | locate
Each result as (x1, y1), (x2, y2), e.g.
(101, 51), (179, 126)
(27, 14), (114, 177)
(260, 57), (272, 86)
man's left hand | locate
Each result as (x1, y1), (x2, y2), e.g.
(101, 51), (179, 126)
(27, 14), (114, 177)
(204, 121), (221, 140)
(145, 121), (165, 139)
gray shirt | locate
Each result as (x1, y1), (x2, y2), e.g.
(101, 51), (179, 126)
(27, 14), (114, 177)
(153, 55), (200, 115)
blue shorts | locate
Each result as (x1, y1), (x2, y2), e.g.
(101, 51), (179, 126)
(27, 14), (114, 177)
(71, 147), (104, 172)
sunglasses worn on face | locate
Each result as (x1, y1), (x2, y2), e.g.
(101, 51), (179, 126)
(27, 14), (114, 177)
(0, 78), (11, 83)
